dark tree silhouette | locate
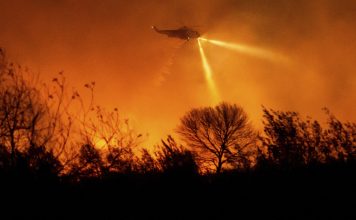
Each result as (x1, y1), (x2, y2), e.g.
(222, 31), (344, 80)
(323, 109), (356, 162)
(259, 107), (356, 170)
(177, 102), (256, 174)
(26, 145), (63, 181)
(0, 50), (73, 176)
(69, 143), (104, 179)
(0, 67), (45, 168)
(0, 51), (63, 181)
(155, 135), (198, 175)
(136, 148), (158, 174)
(261, 108), (310, 168)
(0, 144), (11, 172)
(77, 105), (143, 175)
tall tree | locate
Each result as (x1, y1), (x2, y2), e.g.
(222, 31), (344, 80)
(177, 102), (256, 174)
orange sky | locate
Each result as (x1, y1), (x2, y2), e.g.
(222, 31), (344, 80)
(1, 0), (356, 148)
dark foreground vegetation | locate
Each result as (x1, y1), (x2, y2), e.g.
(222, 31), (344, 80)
(2, 162), (355, 219)
(0, 49), (355, 219)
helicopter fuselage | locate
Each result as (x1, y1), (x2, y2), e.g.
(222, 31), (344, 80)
(152, 26), (200, 40)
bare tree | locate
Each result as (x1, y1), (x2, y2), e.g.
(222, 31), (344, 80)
(177, 102), (257, 174)
(78, 104), (143, 174)
(0, 49), (73, 174)
(0, 60), (46, 167)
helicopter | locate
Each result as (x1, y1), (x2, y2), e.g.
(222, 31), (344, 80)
(152, 26), (201, 41)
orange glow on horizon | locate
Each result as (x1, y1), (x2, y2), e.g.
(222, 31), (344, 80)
(93, 136), (107, 149)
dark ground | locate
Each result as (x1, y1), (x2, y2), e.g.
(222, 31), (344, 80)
(1, 163), (355, 220)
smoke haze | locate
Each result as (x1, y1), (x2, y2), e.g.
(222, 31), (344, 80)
(1, 0), (355, 147)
